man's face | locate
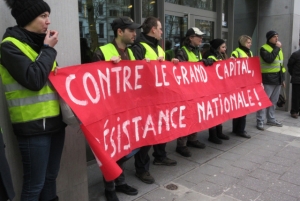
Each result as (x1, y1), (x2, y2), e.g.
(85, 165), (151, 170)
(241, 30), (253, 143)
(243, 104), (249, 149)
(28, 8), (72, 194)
(190, 35), (203, 47)
(120, 28), (137, 45)
(269, 34), (278, 44)
(153, 21), (163, 40)
(25, 12), (50, 34)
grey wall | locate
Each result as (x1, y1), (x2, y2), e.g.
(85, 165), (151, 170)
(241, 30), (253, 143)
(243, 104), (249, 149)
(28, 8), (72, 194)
(0, 1), (89, 200)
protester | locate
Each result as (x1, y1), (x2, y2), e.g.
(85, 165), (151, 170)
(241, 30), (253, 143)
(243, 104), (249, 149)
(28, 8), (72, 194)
(0, 127), (15, 201)
(175, 27), (214, 157)
(165, 40), (174, 61)
(131, 16), (178, 184)
(231, 35), (253, 138)
(200, 43), (210, 57)
(1, 1), (66, 200)
(203, 39), (230, 144)
(92, 16), (141, 201)
(256, 31), (286, 130)
(287, 49), (300, 118)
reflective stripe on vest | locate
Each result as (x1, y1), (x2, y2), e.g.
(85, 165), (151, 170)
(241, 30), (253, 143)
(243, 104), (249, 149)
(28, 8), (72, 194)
(208, 55), (219, 61)
(0, 37), (59, 123)
(231, 48), (253, 58)
(260, 44), (286, 73)
(99, 43), (135, 61)
(140, 42), (165, 60)
(182, 46), (202, 62)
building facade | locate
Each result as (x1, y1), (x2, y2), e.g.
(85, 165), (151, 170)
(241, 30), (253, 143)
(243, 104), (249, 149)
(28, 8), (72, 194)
(0, 0), (299, 200)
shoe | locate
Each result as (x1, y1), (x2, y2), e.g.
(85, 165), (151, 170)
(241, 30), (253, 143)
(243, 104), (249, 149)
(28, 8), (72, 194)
(105, 190), (119, 201)
(115, 184), (138, 196)
(187, 140), (206, 149)
(216, 125), (230, 140)
(135, 172), (155, 184)
(153, 157), (177, 166)
(176, 146), (192, 157)
(291, 113), (298, 119)
(236, 131), (251, 139)
(256, 122), (264, 130)
(266, 120), (283, 127)
(49, 196), (59, 201)
(208, 128), (223, 144)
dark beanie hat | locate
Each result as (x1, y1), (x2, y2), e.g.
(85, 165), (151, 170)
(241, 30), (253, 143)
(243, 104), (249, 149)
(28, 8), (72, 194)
(209, 39), (225, 50)
(266, 30), (278, 41)
(5, 0), (51, 27)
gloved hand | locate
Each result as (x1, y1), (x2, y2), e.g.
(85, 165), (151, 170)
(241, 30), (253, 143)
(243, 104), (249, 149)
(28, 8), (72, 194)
(202, 58), (214, 66)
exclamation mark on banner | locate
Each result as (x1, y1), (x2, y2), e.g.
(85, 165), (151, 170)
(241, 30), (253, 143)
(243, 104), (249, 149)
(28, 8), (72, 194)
(253, 88), (262, 106)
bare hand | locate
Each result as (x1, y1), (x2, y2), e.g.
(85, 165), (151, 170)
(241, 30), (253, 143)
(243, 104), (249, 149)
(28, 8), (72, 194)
(282, 81), (285, 88)
(110, 56), (121, 63)
(276, 41), (282, 48)
(144, 58), (150, 63)
(157, 56), (164, 62)
(171, 58), (179, 64)
(44, 30), (58, 47)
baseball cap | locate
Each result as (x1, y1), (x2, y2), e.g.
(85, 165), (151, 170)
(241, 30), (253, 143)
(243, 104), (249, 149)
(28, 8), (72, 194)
(186, 27), (205, 37)
(111, 16), (141, 31)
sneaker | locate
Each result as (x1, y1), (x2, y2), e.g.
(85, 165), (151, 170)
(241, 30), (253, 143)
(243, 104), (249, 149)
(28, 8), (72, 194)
(266, 120), (282, 127)
(153, 157), (177, 166)
(256, 122), (264, 130)
(176, 146), (192, 157)
(115, 184), (138, 195)
(105, 190), (119, 201)
(135, 172), (155, 184)
(186, 140), (206, 149)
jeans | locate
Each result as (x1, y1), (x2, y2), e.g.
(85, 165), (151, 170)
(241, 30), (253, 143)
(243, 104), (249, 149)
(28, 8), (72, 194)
(17, 130), (65, 201)
(256, 84), (281, 123)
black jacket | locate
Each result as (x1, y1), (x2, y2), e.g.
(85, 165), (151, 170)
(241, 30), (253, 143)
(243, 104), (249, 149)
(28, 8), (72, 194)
(260, 41), (285, 85)
(287, 49), (300, 84)
(130, 32), (160, 60)
(0, 129), (14, 201)
(0, 26), (65, 136)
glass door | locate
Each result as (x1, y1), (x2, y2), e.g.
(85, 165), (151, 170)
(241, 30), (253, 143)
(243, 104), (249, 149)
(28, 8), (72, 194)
(165, 14), (188, 50)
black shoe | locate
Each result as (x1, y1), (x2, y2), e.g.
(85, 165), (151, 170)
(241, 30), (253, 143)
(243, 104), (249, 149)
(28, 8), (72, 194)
(115, 184), (138, 196)
(236, 131), (251, 139)
(186, 140), (206, 149)
(208, 136), (223, 144)
(217, 133), (230, 140)
(153, 157), (177, 166)
(291, 113), (298, 119)
(176, 146), (192, 157)
(135, 172), (155, 184)
(105, 190), (119, 201)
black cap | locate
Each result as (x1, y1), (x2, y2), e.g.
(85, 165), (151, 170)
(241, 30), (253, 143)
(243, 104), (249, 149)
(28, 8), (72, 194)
(266, 30), (278, 41)
(209, 39), (225, 50)
(111, 17), (141, 31)
(186, 27), (205, 37)
(5, 0), (51, 27)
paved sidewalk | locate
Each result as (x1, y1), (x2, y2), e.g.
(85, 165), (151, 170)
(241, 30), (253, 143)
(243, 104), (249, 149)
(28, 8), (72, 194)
(88, 110), (300, 201)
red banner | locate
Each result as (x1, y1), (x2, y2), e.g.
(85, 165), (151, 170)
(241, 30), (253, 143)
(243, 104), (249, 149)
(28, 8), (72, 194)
(49, 57), (271, 181)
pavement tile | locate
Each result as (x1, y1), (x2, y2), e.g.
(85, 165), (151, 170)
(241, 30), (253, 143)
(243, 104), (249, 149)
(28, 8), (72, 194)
(276, 150), (300, 161)
(228, 146), (252, 156)
(288, 163), (300, 175)
(175, 191), (213, 201)
(224, 185), (261, 201)
(269, 180), (300, 198)
(186, 146), (223, 165)
(207, 157), (233, 168)
(237, 176), (269, 193)
(193, 164), (222, 176)
(142, 188), (178, 201)
(191, 181), (225, 197)
(284, 143), (300, 153)
(243, 153), (267, 164)
(206, 173), (239, 188)
(259, 161), (289, 175)
(257, 189), (298, 201)
(177, 171), (207, 185)
(249, 168), (281, 181)
(266, 155), (296, 167)
(249, 148), (275, 158)
(220, 165), (250, 179)
(212, 195), (241, 201)
(219, 152), (242, 161)
(232, 159), (259, 171)
(280, 172), (300, 186)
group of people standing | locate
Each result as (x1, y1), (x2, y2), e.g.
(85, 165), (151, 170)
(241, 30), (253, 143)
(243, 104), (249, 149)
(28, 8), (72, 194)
(0, 0), (289, 201)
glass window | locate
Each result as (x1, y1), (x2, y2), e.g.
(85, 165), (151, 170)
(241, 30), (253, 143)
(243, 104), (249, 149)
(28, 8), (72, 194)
(165, 0), (216, 12)
(142, 0), (157, 18)
(165, 14), (188, 49)
(222, 0), (228, 28)
(195, 19), (214, 43)
(78, 1), (82, 13)
(98, 23), (104, 38)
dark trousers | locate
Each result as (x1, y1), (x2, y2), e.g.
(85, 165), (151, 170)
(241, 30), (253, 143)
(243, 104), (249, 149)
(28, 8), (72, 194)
(103, 157), (127, 191)
(232, 115), (246, 134)
(0, 175), (8, 201)
(17, 131), (65, 201)
(134, 143), (166, 173)
(291, 84), (300, 114)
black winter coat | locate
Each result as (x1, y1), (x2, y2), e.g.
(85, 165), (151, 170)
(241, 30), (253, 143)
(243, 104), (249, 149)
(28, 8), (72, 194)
(0, 129), (14, 201)
(287, 49), (300, 84)
(0, 26), (65, 136)
(260, 42), (285, 85)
